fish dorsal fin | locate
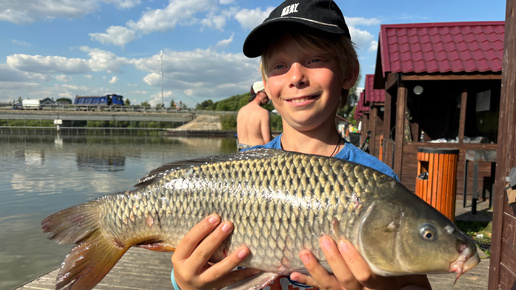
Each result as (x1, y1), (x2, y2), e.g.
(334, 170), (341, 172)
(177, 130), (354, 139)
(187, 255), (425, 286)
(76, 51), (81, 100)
(134, 148), (286, 188)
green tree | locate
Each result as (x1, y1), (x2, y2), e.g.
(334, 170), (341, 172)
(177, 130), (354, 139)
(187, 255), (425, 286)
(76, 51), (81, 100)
(196, 99), (215, 110)
(220, 115), (237, 130)
(124, 98), (131, 106)
(56, 98), (72, 104)
(338, 73), (361, 125)
(141, 101), (150, 108)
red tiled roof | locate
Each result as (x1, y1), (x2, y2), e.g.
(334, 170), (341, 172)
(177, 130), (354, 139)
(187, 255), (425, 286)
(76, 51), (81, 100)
(378, 21), (504, 76)
(364, 74), (385, 104)
(354, 91), (369, 119)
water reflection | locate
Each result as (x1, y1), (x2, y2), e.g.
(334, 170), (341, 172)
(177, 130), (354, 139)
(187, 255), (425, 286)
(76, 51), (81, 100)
(77, 151), (126, 172)
(0, 133), (237, 289)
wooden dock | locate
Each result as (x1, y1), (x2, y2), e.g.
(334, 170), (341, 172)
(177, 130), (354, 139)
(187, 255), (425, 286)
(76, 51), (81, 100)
(17, 200), (492, 290)
(16, 248), (172, 289)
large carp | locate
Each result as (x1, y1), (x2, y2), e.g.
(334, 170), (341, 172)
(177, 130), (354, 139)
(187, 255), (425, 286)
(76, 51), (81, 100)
(42, 149), (479, 289)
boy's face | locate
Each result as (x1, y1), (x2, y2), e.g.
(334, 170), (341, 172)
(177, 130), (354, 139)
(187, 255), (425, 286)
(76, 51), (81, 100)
(263, 34), (355, 133)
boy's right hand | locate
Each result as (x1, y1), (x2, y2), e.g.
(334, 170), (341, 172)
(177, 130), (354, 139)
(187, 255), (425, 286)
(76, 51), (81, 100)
(171, 214), (260, 290)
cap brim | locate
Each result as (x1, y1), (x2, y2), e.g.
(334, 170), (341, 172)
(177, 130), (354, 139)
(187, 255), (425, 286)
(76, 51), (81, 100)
(243, 19), (347, 58)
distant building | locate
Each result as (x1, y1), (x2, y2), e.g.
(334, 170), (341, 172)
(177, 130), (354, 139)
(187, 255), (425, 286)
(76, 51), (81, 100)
(40, 98), (57, 107)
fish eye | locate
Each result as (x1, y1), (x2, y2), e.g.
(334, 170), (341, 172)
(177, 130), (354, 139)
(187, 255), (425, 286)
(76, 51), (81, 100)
(419, 224), (438, 241)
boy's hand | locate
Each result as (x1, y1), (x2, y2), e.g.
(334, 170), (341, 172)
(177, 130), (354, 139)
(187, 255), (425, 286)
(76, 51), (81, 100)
(171, 214), (260, 290)
(290, 236), (403, 290)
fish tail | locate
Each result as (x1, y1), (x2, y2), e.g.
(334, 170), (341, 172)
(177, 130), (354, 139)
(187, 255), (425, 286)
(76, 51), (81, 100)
(42, 201), (128, 290)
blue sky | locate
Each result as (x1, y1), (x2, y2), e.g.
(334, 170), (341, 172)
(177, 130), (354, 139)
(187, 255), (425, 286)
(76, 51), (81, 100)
(0, 0), (506, 108)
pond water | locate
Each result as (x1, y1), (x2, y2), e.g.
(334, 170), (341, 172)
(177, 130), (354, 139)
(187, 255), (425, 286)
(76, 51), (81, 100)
(0, 133), (236, 289)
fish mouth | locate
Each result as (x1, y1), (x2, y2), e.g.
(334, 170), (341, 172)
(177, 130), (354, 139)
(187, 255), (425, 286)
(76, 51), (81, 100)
(449, 242), (480, 283)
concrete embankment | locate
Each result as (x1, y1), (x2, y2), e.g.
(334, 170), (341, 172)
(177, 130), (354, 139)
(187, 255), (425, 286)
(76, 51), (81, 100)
(166, 114), (236, 138)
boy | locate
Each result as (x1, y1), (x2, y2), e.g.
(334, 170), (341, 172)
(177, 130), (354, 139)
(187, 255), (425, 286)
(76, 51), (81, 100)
(171, 0), (431, 289)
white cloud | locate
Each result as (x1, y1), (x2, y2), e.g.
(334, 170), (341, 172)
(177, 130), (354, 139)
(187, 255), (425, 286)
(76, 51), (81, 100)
(12, 39), (31, 47)
(5, 47), (130, 76)
(90, 0), (235, 47)
(349, 27), (375, 51)
(127, 0), (217, 34)
(234, 7), (272, 30)
(136, 49), (260, 101)
(6, 54), (90, 74)
(109, 76), (119, 84)
(89, 26), (137, 48)
(369, 40), (378, 52)
(0, 0), (142, 24)
(201, 10), (231, 31)
(55, 74), (72, 82)
(0, 64), (45, 82)
(148, 90), (173, 107)
(214, 33), (234, 49)
(102, 0), (141, 9)
(79, 46), (130, 73)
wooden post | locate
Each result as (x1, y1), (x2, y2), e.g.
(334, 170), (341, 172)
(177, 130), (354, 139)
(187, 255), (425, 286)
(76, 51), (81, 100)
(458, 87), (468, 144)
(394, 83), (407, 178)
(369, 106), (377, 156)
(489, 0), (516, 288)
(361, 113), (369, 146)
(382, 90), (392, 161)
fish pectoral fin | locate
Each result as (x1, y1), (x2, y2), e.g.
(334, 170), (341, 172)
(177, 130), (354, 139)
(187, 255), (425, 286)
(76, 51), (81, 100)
(227, 272), (279, 290)
(136, 241), (175, 252)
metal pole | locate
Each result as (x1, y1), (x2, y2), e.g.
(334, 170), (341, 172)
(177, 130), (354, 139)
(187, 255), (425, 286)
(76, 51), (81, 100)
(161, 50), (164, 108)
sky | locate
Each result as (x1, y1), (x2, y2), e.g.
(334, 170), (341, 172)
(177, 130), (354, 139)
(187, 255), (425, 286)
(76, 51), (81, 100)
(0, 0), (507, 108)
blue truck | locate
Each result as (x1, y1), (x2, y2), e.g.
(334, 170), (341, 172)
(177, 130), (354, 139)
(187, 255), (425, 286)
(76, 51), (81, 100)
(74, 94), (124, 111)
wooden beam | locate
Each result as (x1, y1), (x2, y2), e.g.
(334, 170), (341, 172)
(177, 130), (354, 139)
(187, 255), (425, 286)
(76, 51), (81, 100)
(394, 85), (407, 177)
(458, 88), (468, 144)
(369, 107), (378, 156)
(401, 74), (501, 81)
(385, 73), (398, 90)
(361, 113), (369, 145)
(382, 90), (393, 161)
(489, 0), (516, 288)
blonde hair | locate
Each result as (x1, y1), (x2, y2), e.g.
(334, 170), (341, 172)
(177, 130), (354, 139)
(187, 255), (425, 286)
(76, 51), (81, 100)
(260, 31), (359, 109)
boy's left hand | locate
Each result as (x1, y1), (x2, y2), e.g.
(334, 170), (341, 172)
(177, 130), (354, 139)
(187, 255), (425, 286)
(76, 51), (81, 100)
(289, 236), (401, 290)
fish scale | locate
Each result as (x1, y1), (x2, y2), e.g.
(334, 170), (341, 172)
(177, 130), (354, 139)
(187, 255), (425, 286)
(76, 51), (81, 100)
(42, 149), (479, 290)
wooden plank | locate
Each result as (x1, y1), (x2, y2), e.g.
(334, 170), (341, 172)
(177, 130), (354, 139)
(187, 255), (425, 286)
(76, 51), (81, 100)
(382, 90), (392, 141)
(489, 0), (516, 288)
(383, 138), (395, 169)
(16, 248), (173, 290)
(498, 265), (516, 290)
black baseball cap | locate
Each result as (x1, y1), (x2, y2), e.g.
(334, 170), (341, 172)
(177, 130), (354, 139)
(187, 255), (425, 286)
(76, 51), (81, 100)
(243, 0), (351, 58)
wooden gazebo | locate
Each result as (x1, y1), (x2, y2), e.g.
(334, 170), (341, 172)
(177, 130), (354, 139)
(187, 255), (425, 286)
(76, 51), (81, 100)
(373, 21), (504, 195)
(368, 7), (516, 287)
